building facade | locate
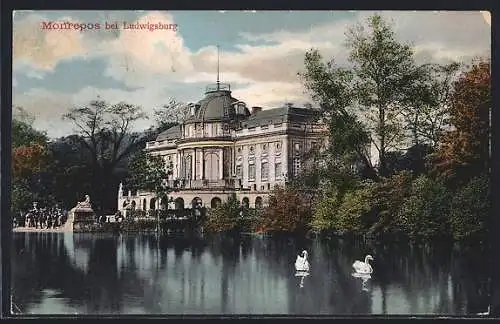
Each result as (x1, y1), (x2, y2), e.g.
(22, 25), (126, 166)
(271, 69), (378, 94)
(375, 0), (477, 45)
(117, 82), (327, 213)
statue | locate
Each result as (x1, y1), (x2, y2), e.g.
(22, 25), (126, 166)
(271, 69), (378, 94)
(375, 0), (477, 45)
(119, 182), (123, 194)
(75, 194), (92, 209)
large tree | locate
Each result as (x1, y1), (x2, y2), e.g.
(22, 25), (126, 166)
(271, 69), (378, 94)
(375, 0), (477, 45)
(301, 14), (433, 179)
(153, 98), (189, 129)
(432, 59), (491, 183)
(11, 110), (51, 212)
(127, 150), (173, 201)
(63, 99), (149, 211)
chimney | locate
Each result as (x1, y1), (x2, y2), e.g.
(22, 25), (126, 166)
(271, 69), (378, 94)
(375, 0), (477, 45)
(251, 106), (262, 114)
(285, 102), (293, 108)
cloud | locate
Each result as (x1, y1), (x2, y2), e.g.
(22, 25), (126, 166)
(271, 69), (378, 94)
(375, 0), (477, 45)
(13, 14), (89, 72)
(12, 10), (491, 138)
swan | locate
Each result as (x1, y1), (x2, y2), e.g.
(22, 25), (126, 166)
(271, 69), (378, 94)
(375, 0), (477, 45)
(352, 255), (374, 274)
(295, 250), (310, 272)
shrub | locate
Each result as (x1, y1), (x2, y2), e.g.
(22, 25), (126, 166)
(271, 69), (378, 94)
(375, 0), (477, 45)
(334, 182), (374, 234)
(204, 193), (241, 233)
(449, 174), (489, 242)
(396, 175), (452, 240)
(259, 186), (312, 233)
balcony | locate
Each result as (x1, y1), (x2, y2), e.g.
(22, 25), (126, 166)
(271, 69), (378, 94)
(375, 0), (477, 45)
(165, 178), (242, 190)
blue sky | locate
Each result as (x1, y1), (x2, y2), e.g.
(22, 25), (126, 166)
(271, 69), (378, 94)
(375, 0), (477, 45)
(12, 10), (491, 138)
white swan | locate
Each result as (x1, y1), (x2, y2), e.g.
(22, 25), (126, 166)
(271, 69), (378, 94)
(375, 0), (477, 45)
(352, 255), (374, 274)
(295, 250), (310, 272)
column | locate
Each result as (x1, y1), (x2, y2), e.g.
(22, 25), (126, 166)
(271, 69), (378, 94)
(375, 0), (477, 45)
(282, 137), (289, 179)
(191, 150), (195, 180)
(219, 148), (224, 180)
(194, 148), (197, 180)
(201, 148), (205, 179)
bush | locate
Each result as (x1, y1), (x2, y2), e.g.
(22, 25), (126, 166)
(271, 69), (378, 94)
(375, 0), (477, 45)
(334, 182), (374, 234)
(259, 186), (312, 234)
(204, 193), (241, 233)
(449, 174), (489, 242)
(396, 175), (452, 240)
(310, 185), (343, 231)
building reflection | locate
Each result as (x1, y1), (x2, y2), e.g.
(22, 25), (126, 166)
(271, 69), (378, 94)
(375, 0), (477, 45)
(11, 233), (490, 315)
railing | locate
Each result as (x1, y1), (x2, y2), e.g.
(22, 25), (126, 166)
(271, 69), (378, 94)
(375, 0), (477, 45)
(165, 179), (242, 190)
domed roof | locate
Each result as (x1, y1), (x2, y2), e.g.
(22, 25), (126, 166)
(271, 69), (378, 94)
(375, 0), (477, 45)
(184, 83), (248, 123)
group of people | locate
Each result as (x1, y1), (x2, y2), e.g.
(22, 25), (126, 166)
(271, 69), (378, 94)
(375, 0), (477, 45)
(14, 202), (68, 229)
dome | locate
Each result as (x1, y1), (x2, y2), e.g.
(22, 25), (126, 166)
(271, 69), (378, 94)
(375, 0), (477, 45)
(184, 83), (249, 122)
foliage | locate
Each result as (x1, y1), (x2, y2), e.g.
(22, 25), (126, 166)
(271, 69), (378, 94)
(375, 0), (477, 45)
(62, 99), (149, 210)
(396, 175), (452, 240)
(333, 182), (375, 234)
(431, 59), (491, 184)
(127, 150), (173, 200)
(400, 62), (460, 148)
(12, 144), (49, 180)
(153, 98), (188, 127)
(204, 193), (241, 233)
(12, 109), (48, 149)
(259, 186), (312, 233)
(369, 171), (414, 234)
(449, 174), (489, 242)
(310, 185), (343, 231)
(300, 14), (438, 179)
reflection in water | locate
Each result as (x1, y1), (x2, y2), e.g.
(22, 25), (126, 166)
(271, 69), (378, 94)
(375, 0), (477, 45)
(11, 233), (490, 315)
(295, 271), (310, 288)
(352, 273), (372, 292)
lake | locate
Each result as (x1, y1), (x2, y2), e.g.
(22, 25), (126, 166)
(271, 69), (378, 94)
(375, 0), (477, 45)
(10, 232), (490, 316)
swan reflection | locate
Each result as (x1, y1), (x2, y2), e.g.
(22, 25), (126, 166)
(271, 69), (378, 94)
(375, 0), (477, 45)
(295, 271), (310, 288)
(352, 272), (371, 292)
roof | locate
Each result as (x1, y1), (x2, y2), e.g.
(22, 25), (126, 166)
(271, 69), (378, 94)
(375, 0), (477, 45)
(184, 88), (245, 123)
(156, 125), (181, 141)
(243, 106), (320, 128)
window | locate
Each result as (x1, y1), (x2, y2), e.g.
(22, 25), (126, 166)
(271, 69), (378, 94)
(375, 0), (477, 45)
(294, 143), (301, 151)
(275, 142), (281, 151)
(275, 161), (282, 179)
(261, 160), (269, 180)
(292, 157), (301, 177)
(236, 165), (243, 178)
(248, 164), (256, 181)
(237, 147), (242, 153)
(249, 146), (255, 153)
(248, 159), (255, 181)
(262, 143), (267, 151)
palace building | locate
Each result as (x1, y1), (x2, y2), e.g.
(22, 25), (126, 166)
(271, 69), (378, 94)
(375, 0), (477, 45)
(117, 81), (328, 213)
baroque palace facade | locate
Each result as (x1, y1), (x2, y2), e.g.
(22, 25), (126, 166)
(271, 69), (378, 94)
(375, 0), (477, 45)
(117, 82), (327, 213)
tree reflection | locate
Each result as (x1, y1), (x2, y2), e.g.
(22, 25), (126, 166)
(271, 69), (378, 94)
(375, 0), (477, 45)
(11, 233), (490, 315)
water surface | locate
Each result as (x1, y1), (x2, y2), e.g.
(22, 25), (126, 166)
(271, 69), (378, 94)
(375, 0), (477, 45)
(10, 232), (490, 315)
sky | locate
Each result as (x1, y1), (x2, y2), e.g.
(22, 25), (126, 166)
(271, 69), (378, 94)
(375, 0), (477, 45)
(12, 10), (491, 139)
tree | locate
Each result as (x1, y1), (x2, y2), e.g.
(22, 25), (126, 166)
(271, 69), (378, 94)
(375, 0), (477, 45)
(63, 99), (149, 211)
(12, 144), (49, 180)
(431, 59), (491, 183)
(153, 98), (189, 128)
(400, 62), (461, 148)
(204, 193), (241, 233)
(12, 108), (48, 149)
(127, 150), (173, 200)
(260, 186), (312, 234)
(301, 14), (432, 178)
(345, 14), (426, 176)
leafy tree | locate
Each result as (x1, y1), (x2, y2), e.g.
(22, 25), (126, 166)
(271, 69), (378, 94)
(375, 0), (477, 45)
(301, 14), (433, 178)
(63, 99), (149, 211)
(12, 108), (48, 149)
(12, 144), (49, 180)
(449, 174), (489, 242)
(259, 186), (312, 234)
(204, 193), (241, 233)
(345, 14), (427, 176)
(400, 62), (461, 148)
(153, 98), (189, 129)
(396, 175), (452, 240)
(431, 59), (491, 184)
(127, 150), (173, 200)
